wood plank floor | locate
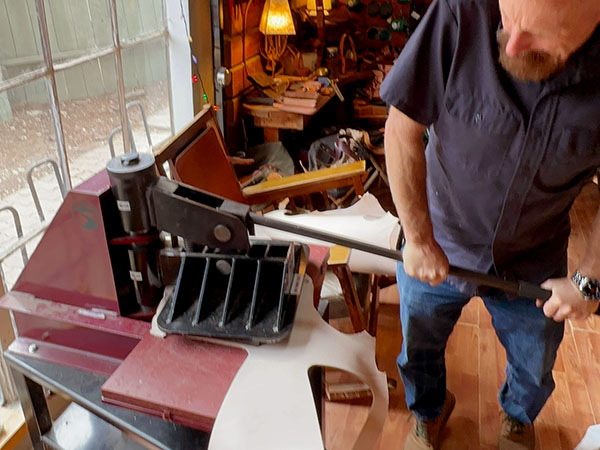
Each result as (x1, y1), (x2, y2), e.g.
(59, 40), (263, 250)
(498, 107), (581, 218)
(325, 182), (600, 450)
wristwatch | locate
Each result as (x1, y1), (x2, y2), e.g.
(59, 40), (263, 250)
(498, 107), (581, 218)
(571, 270), (600, 301)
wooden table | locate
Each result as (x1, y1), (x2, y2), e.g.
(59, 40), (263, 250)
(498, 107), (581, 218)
(243, 93), (334, 142)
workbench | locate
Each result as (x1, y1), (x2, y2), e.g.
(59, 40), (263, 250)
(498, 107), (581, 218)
(243, 93), (334, 142)
(242, 71), (375, 143)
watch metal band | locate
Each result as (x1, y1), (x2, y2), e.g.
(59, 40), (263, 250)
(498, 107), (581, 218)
(571, 270), (600, 302)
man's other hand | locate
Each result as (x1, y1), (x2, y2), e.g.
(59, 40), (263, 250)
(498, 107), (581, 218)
(537, 277), (600, 322)
(403, 240), (449, 286)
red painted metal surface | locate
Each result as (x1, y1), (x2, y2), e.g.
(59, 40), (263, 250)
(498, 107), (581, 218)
(12, 311), (140, 361)
(14, 172), (120, 312)
(0, 293), (149, 339)
(75, 170), (111, 195)
(9, 337), (123, 376)
(101, 333), (248, 431)
(0, 293), (147, 373)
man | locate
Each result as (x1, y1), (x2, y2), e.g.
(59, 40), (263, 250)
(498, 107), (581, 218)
(380, 0), (600, 449)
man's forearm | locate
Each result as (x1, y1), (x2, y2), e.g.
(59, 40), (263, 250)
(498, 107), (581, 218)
(384, 106), (431, 244)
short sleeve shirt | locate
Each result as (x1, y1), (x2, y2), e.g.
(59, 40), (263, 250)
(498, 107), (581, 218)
(381, 0), (600, 295)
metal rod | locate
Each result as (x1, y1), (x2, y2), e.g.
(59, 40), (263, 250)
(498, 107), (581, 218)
(9, 368), (49, 449)
(168, 254), (187, 323)
(274, 260), (289, 333)
(35, 0), (72, 190)
(52, 47), (115, 73)
(0, 206), (28, 265)
(0, 34), (163, 96)
(162, 0), (175, 135)
(250, 213), (552, 301)
(0, 68), (48, 94)
(108, 126), (122, 158)
(192, 258), (211, 326)
(246, 260), (262, 330)
(210, 0), (224, 129)
(0, 263), (7, 294)
(26, 158), (66, 223)
(0, 226), (46, 264)
(108, 0), (132, 154)
(128, 101), (153, 148)
(119, 30), (167, 50)
(219, 258), (237, 327)
(158, 248), (289, 262)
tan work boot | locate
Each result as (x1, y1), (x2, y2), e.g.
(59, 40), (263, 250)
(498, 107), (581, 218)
(404, 390), (456, 450)
(498, 411), (535, 450)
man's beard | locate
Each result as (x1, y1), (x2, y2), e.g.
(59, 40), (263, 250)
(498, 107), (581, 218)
(497, 30), (565, 82)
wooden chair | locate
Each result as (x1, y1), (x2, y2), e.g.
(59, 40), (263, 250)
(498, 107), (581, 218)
(154, 105), (367, 209)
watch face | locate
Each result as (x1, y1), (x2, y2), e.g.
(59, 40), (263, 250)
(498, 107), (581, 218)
(583, 282), (600, 300)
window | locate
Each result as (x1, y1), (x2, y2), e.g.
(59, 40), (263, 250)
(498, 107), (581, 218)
(0, 0), (192, 290)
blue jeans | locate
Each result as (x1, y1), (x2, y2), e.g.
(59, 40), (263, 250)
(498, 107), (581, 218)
(396, 263), (564, 423)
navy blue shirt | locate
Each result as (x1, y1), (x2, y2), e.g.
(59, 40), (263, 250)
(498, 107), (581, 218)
(381, 0), (600, 295)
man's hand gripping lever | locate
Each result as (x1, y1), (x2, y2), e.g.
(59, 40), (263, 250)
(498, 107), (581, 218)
(402, 239), (449, 286)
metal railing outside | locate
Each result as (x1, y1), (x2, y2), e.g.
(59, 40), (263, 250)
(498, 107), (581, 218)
(108, 101), (153, 158)
(26, 159), (67, 222)
(0, 158), (66, 293)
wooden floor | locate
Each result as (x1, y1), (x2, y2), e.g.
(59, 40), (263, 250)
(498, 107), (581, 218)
(325, 182), (600, 450)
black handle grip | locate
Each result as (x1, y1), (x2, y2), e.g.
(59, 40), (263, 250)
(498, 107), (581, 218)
(518, 281), (552, 301)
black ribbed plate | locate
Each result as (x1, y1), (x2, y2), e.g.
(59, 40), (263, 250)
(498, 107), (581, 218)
(157, 241), (304, 344)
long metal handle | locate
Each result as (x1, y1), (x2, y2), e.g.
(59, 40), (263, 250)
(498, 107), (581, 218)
(250, 213), (552, 301)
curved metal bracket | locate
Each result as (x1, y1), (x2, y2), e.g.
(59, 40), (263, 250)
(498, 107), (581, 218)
(26, 158), (66, 223)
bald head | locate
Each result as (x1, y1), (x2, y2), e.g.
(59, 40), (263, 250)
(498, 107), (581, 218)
(498, 0), (600, 80)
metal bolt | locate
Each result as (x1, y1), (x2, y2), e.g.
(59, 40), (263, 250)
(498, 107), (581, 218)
(214, 224), (232, 243)
(216, 259), (232, 275)
(120, 152), (140, 166)
(216, 67), (232, 87)
(28, 343), (38, 353)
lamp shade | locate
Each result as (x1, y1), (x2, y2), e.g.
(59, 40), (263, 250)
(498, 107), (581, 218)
(259, 0), (296, 35)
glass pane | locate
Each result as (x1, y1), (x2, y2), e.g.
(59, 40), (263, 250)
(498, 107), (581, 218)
(44, 0), (113, 65)
(0, 0), (45, 80)
(117, 0), (164, 43)
(56, 54), (122, 186)
(0, 78), (62, 288)
(121, 39), (172, 152)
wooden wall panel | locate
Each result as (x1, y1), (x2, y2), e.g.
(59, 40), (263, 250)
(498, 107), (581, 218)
(224, 54), (262, 103)
(222, 0), (265, 36)
(0, 2), (16, 59)
(221, 1), (266, 145)
(223, 28), (262, 68)
(223, 95), (245, 153)
(4, 0), (39, 61)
